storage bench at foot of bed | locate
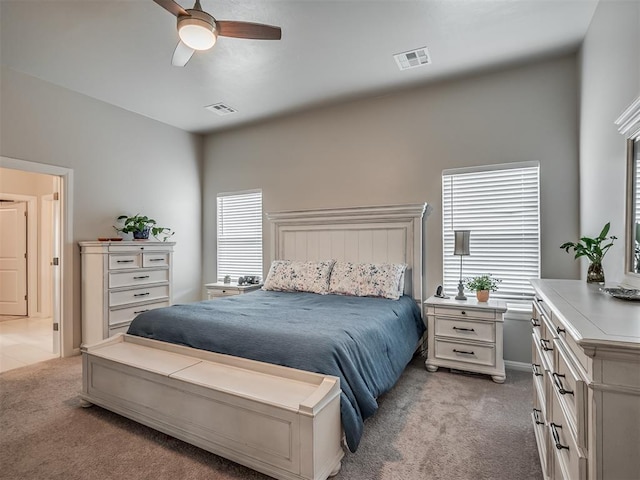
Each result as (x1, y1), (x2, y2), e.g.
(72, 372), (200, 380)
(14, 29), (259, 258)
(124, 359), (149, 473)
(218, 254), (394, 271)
(81, 334), (344, 480)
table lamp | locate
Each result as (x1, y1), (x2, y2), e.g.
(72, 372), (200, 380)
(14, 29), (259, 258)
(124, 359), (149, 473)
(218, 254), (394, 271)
(454, 230), (470, 300)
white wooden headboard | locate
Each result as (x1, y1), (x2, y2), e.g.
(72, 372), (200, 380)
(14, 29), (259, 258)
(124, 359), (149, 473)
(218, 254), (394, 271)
(266, 204), (430, 308)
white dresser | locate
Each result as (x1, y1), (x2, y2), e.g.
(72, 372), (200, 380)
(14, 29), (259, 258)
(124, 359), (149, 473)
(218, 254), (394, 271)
(530, 279), (640, 480)
(424, 295), (507, 383)
(79, 241), (175, 346)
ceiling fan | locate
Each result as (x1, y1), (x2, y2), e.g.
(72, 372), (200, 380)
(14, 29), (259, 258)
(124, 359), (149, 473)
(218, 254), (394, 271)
(153, 0), (282, 67)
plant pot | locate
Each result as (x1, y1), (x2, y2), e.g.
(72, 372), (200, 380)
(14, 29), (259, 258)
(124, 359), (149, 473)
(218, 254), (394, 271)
(587, 262), (605, 284)
(476, 290), (490, 302)
(133, 228), (150, 240)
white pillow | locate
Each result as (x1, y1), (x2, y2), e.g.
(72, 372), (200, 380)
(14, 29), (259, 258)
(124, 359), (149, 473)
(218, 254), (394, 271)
(328, 262), (408, 300)
(262, 260), (336, 294)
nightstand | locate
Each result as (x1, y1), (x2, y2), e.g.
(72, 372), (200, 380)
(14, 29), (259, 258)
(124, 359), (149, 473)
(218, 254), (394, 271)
(205, 282), (262, 300)
(423, 295), (507, 383)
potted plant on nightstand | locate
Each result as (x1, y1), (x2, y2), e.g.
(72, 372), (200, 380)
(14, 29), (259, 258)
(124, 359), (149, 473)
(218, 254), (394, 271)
(560, 222), (616, 283)
(465, 274), (501, 302)
(114, 214), (174, 241)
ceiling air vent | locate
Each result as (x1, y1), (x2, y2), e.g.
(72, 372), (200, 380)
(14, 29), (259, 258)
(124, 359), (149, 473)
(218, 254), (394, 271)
(205, 102), (237, 116)
(393, 47), (431, 71)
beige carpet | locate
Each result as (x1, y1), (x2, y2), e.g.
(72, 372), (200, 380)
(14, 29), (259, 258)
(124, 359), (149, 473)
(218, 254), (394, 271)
(0, 355), (542, 480)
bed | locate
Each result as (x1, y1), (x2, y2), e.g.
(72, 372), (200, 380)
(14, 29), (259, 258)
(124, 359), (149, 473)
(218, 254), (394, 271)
(81, 203), (430, 480)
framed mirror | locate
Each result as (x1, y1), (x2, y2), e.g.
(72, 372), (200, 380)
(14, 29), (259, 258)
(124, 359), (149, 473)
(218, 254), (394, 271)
(616, 97), (640, 286)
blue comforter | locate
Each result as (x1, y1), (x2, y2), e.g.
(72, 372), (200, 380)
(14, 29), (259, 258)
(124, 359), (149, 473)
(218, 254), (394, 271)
(127, 290), (424, 452)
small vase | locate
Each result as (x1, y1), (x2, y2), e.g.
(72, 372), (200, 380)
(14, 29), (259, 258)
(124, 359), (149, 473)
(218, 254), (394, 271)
(476, 290), (490, 302)
(133, 228), (150, 240)
(587, 262), (605, 284)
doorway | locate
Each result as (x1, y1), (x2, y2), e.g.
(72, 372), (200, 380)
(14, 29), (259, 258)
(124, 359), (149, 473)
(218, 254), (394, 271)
(0, 165), (63, 372)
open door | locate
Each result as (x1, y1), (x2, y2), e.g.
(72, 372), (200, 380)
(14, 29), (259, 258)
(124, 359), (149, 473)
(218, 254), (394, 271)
(42, 192), (61, 354)
(0, 201), (28, 315)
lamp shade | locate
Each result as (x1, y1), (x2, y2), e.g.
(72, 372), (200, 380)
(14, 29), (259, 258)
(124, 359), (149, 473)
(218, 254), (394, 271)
(454, 230), (471, 256)
(178, 13), (217, 51)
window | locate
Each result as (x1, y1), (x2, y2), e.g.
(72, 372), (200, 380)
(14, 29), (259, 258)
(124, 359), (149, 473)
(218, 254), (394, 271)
(217, 190), (263, 281)
(442, 163), (540, 303)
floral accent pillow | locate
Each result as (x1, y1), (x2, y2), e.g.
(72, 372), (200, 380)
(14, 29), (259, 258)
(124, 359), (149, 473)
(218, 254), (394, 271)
(329, 262), (408, 300)
(262, 260), (336, 294)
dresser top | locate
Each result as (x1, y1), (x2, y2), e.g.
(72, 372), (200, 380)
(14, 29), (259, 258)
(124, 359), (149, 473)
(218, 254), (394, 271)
(530, 279), (640, 349)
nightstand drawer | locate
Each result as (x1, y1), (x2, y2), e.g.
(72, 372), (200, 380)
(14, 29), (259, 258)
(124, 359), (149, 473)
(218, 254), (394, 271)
(434, 317), (495, 342)
(109, 284), (169, 307)
(434, 339), (495, 367)
(433, 306), (496, 320)
(208, 289), (240, 299)
(109, 269), (169, 288)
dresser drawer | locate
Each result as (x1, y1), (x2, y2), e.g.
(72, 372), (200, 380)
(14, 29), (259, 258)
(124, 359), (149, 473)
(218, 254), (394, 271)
(109, 300), (170, 327)
(532, 392), (550, 479)
(434, 339), (495, 367)
(549, 387), (587, 480)
(109, 254), (141, 270)
(532, 334), (548, 409)
(143, 252), (170, 268)
(109, 284), (170, 307)
(433, 306), (496, 320)
(552, 339), (587, 448)
(108, 323), (131, 337)
(109, 269), (169, 288)
(435, 317), (495, 343)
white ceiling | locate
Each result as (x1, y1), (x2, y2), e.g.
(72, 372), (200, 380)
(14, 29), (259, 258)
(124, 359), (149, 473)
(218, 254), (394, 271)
(0, 0), (599, 134)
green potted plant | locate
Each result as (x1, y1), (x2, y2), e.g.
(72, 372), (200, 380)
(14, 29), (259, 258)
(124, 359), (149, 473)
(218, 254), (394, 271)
(114, 214), (174, 241)
(465, 274), (501, 302)
(560, 222), (616, 283)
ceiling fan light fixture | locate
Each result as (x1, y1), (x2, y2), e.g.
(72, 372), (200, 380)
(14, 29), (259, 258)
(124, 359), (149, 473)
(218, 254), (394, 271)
(178, 14), (217, 50)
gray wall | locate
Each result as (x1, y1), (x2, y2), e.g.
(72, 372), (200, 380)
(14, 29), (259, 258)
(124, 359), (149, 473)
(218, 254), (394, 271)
(579, 0), (640, 285)
(203, 55), (582, 300)
(0, 66), (203, 352)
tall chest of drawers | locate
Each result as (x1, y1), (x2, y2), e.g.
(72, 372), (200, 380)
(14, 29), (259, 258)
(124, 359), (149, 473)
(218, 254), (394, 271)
(80, 241), (175, 346)
(530, 279), (640, 480)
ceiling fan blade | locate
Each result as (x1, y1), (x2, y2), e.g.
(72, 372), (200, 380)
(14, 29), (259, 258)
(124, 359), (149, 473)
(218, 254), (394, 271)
(217, 21), (282, 40)
(153, 0), (189, 17)
(172, 41), (195, 67)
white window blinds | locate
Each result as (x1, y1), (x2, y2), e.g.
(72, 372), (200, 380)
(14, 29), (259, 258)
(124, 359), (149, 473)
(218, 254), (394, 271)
(217, 190), (263, 281)
(442, 164), (540, 302)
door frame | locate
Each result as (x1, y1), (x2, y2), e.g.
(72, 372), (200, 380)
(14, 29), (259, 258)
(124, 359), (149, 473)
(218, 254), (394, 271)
(0, 195), (37, 316)
(0, 156), (75, 357)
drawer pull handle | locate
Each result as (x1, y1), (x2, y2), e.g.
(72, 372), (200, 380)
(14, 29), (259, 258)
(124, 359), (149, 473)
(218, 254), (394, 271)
(533, 408), (544, 425)
(552, 373), (574, 396)
(148, 258), (164, 262)
(133, 292), (150, 297)
(550, 423), (570, 450)
(556, 326), (566, 334)
(539, 338), (553, 352)
(452, 326), (475, 332)
(133, 275), (150, 279)
(531, 364), (543, 377)
(134, 309), (149, 314)
(453, 348), (475, 355)
(531, 317), (540, 328)
(117, 260), (134, 263)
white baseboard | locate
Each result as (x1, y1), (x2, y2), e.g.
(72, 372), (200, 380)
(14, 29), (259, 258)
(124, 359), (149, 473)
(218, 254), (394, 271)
(505, 360), (530, 372)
